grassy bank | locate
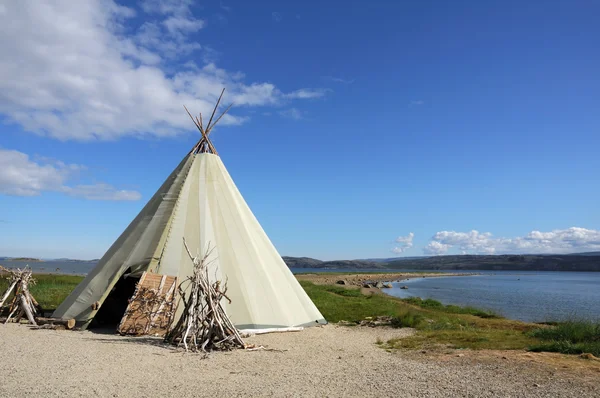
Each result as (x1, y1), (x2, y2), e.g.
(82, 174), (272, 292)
(1, 272), (598, 358)
(300, 281), (600, 357)
(528, 321), (600, 357)
(0, 274), (82, 311)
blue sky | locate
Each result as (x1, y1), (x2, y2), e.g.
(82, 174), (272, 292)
(1, 0), (599, 260)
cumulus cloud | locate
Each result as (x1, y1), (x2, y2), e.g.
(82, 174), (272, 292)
(392, 232), (414, 254)
(0, 148), (140, 201)
(0, 1), (328, 141)
(424, 228), (600, 255)
(423, 241), (451, 255)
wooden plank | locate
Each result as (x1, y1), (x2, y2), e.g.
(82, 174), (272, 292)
(117, 272), (178, 336)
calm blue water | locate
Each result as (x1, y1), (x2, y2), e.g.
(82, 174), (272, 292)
(386, 271), (600, 322)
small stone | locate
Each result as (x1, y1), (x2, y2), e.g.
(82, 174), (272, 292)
(456, 353), (464, 357)
(502, 356), (508, 360)
(533, 383), (541, 387)
(421, 350), (427, 354)
(336, 280), (347, 285)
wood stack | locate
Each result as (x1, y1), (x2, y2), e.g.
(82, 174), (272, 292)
(0, 266), (41, 325)
(118, 273), (178, 336)
(164, 240), (245, 352)
(0, 266), (76, 329)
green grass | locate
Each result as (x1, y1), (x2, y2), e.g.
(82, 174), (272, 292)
(300, 280), (599, 357)
(389, 328), (539, 351)
(0, 274), (83, 311)
(528, 320), (600, 357)
(402, 297), (500, 319)
(299, 281), (402, 322)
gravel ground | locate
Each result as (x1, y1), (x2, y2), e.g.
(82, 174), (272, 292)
(0, 323), (598, 397)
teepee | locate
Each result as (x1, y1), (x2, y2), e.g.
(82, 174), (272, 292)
(53, 89), (326, 331)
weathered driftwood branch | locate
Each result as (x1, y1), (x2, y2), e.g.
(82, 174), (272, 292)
(0, 266), (40, 326)
(0, 317), (76, 330)
(164, 240), (245, 352)
(238, 327), (304, 338)
(35, 317), (76, 330)
(118, 277), (177, 336)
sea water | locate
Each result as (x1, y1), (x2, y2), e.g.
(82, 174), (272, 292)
(385, 271), (600, 322)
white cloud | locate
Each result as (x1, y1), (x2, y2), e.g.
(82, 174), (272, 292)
(424, 228), (600, 255)
(279, 108), (302, 120)
(0, 1), (328, 141)
(410, 100), (424, 106)
(163, 16), (204, 36)
(323, 76), (355, 84)
(0, 148), (140, 201)
(63, 184), (141, 201)
(140, 0), (193, 16)
(391, 232), (414, 254)
(423, 241), (451, 255)
(285, 88), (330, 99)
(430, 230), (495, 254)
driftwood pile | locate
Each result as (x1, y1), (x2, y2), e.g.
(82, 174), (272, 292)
(0, 266), (41, 325)
(164, 240), (245, 352)
(0, 266), (76, 330)
(118, 275), (178, 336)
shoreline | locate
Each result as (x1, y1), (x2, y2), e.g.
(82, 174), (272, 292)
(295, 271), (476, 287)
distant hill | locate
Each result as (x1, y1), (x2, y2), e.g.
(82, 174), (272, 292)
(282, 256), (385, 269)
(282, 257), (324, 268)
(2, 257), (43, 262)
(52, 258), (99, 263)
(569, 251), (600, 257)
(383, 254), (600, 272)
(283, 252), (600, 271)
(362, 256), (427, 263)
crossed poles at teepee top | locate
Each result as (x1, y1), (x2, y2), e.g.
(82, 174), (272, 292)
(184, 88), (233, 156)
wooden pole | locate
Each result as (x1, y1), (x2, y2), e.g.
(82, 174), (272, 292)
(19, 293), (37, 326)
(0, 280), (17, 308)
(205, 103), (234, 135)
(205, 88), (226, 132)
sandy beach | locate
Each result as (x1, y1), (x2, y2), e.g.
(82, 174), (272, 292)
(1, 323), (598, 397)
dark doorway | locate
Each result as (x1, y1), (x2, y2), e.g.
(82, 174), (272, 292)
(90, 275), (139, 329)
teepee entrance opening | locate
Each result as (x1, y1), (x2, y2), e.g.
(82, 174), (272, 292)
(90, 274), (139, 329)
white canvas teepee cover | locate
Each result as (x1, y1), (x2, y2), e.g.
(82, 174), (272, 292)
(155, 152), (325, 328)
(53, 151), (326, 329)
(53, 92), (326, 329)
